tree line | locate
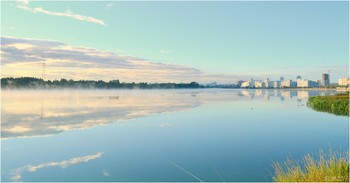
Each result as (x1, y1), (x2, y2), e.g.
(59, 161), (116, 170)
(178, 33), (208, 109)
(1, 77), (204, 89)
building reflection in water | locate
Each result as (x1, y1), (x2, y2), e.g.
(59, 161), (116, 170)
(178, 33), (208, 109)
(238, 89), (335, 102)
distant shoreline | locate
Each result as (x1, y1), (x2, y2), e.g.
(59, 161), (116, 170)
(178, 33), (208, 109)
(1, 87), (346, 91)
(1, 77), (348, 91)
(227, 88), (338, 90)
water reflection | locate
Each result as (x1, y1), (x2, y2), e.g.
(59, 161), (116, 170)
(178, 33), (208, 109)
(1, 89), (346, 182)
(10, 152), (103, 181)
(1, 89), (337, 139)
(239, 89), (333, 100)
(1, 90), (238, 139)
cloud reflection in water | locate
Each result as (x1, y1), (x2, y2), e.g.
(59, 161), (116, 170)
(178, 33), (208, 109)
(1, 89), (333, 139)
(10, 152), (103, 181)
(2, 89), (239, 139)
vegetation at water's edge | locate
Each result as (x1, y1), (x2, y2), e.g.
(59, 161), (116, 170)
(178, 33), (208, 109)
(307, 92), (349, 116)
(273, 149), (349, 182)
(1, 77), (241, 89)
(1, 77), (205, 89)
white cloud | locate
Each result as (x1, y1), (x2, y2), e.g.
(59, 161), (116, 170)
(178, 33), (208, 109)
(1, 88), (202, 139)
(1, 36), (199, 82)
(11, 152), (103, 181)
(159, 123), (172, 128)
(17, 0), (29, 5)
(106, 3), (113, 9)
(16, 1), (106, 26)
(1, 36), (245, 84)
(17, 4), (35, 12)
(102, 169), (111, 176)
(2, 125), (32, 133)
(2, 88), (248, 140)
(160, 49), (172, 54)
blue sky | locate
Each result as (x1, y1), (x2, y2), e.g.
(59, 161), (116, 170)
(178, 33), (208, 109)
(1, 0), (349, 83)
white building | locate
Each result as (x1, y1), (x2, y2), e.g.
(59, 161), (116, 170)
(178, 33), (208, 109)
(281, 80), (297, 88)
(241, 78), (254, 88)
(297, 79), (308, 87)
(241, 81), (250, 88)
(254, 80), (264, 88)
(338, 77), (350, 86)
(297, 79), (319, 88)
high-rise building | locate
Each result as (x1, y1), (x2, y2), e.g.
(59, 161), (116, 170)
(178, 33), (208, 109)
(264, 78), (273, 88)
(280, 76), (284, 81)
(273, 81), (281, 88)
(338, 77), (349, 86)
(297, 75), (301, 80)
(322, 73), (330, 87)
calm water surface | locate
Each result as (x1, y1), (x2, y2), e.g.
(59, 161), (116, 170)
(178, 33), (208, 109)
(1, 89), (348, 182)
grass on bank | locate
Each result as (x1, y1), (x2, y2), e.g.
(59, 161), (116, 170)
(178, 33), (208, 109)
(307, 92), (349, 116)
(273, 149), (349, 182)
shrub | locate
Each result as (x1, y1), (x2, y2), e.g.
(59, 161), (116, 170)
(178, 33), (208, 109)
(307, 93), (349, 116)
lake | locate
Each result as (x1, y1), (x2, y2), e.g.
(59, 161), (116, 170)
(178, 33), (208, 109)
(1, 89), (348, 182)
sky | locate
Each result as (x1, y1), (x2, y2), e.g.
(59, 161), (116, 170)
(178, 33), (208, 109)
(1, 0), (349, 83)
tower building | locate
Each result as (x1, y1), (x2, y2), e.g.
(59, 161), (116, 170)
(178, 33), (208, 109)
(322, 73), (330, 87)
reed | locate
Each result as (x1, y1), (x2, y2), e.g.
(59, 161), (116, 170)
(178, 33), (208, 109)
(273, 149), (349, 182)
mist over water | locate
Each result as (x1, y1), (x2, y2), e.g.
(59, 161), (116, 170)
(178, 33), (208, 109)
(1, 89), (348, 182)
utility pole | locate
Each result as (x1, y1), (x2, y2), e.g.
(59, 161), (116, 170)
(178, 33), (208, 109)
(42, 59), (46, 80)
(41, 58), (46, 121)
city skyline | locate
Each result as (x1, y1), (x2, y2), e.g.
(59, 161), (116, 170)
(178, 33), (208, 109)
(1, 1), (349, 83)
